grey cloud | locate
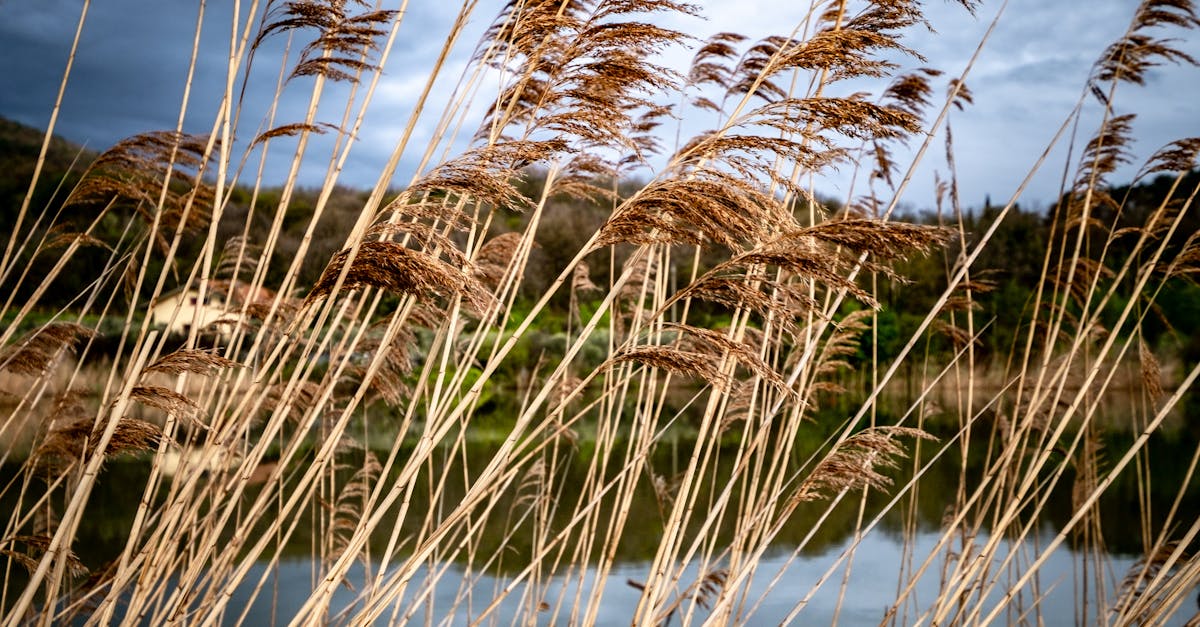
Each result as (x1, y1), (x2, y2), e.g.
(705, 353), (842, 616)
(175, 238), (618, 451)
(2, 0), (1198, 208)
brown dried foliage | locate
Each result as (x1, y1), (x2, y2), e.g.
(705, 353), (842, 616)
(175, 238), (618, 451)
(664, 323), (786, 392)
(0, 323), (95, 377)
(255, 0), (398, 84)
(1072, 114), (1137, 193)
(655, 220), (948, 339)
(1112, 541), (1196, 624)
(143, 348), (242, 376)
(64, 131), (215, 253)
(571, 260), (600, 293)
(46, 389), (92, 426)
(687, 32), (746, 95)
(215, 236), (263, 282)
(651, 567), (729, 624)
(250, 122), (339, 147)
(684, 274), (823, 338)
(33, 416), (165, 474)
(244, 298), (300, 325)
(481, 0), (693, 152)
(130, 386), (203, 420)
(745, 96), (921, 143)
(376, 199), (477, 233)
(607, 345), (730, 390)
(321, 452), (382, 580)
(0, 535), (88, 580)
(1165, 231), (1200, 284)
(1143, 137), (1200, 175)
(810, 309), (873, 388)
(728, 3), (927, 102)
(1139, 340), (1165, 405)
(1052, 257), (1116, 304)
(882, 68), (943, 118)
(1095, 0), (1200, 88)
(555, 153), (621, 198)
(304, 241), (491, 312)
(366, 220), (470, 269)
(344, 323), (414, 407)
(38, 224), (110, 255)
(262, 381), (325, 424)
(786, 218), (953, 260)
(410, 141), (565, 211)
(794, 426), (935, 502)
(597, 174), (792, 250)
(932, 319), (975, 350)
(938, 277), (996, 314)
(473, 232), (526, 289)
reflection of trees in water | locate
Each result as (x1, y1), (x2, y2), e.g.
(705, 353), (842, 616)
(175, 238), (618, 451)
(7, 419), (1196, 579)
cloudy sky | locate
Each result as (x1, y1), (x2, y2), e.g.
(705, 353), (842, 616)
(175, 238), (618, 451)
(2, 0), (1197, 212)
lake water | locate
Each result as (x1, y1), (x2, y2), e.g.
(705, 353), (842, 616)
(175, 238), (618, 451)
(215, 527), (1191, 626)
(4, 400), (1199, 625)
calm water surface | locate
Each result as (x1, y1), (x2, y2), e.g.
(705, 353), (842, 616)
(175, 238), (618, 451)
(4, 400), (1199, 625)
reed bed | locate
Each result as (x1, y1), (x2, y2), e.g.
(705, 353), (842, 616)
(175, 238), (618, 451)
(2, 0), (1199, 625)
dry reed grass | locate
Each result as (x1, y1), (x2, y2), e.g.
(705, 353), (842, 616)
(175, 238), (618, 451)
(1, 0), (1198, 625)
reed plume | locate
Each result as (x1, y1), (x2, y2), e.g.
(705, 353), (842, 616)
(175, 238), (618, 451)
(0, 323), (94, 377)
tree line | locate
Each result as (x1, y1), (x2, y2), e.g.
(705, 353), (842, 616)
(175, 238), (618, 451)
(3, 116), (1197, 369)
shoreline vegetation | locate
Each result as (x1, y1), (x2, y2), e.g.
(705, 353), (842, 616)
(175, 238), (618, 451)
(2, 0), (1199, 625)
(0, 352), (1192, 457)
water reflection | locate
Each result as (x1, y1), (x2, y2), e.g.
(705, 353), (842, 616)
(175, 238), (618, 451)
(55, 528), (1186, 625)
(3, 412), (1198, 624)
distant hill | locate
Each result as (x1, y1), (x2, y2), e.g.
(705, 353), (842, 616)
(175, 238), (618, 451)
(0, 116), (95, 231)
(2, 115), (1197, 366)
(0, 117), (373, 308)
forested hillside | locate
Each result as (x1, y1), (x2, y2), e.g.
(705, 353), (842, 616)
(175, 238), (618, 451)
(3, 115), (1198, 367)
